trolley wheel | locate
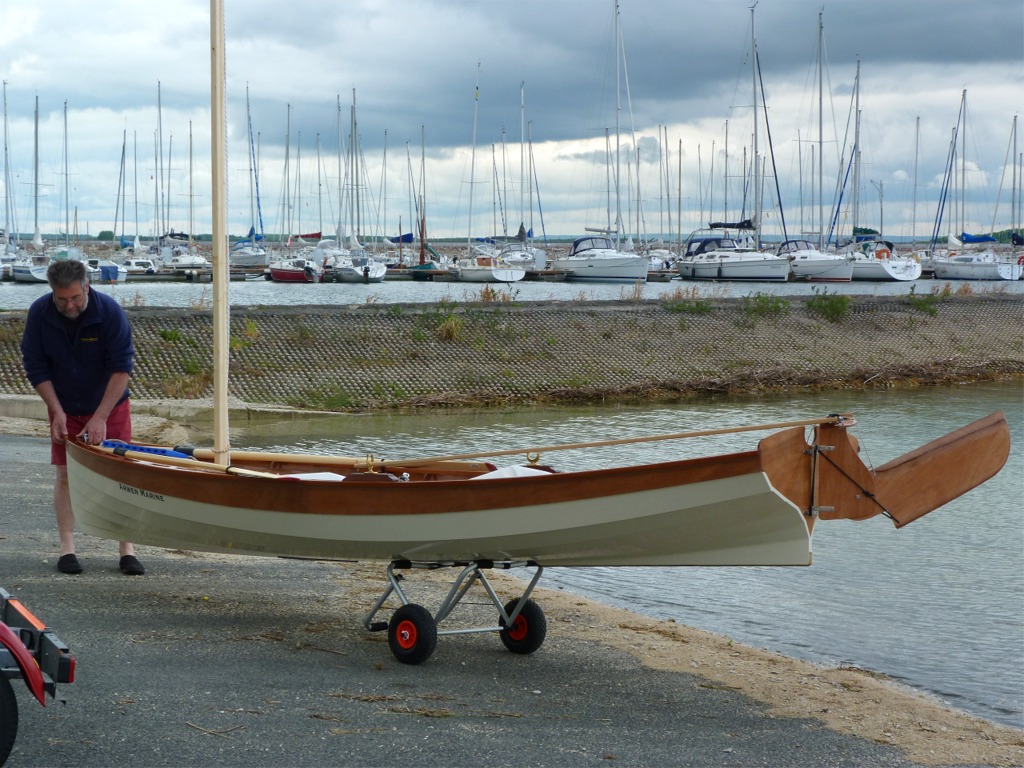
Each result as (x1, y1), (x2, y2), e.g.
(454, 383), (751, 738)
(0, 673), (18, 767)
(499, 598), (547, 655)
(387, 604), (437, 665)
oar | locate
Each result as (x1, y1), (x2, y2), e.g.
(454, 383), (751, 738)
(93, 443), (280, 478)
(184, 447), (364, 467)
(181, 448), (496, 474)
(375, 414), (853, 468)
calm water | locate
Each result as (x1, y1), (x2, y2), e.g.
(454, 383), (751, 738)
(2, 273), (1022, 310)
(222, 382), (1024, 728)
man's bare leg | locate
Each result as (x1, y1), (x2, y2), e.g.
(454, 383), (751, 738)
(54, 465), (76, 556)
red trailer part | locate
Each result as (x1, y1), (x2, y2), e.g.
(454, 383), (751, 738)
(0, 587), (75, 766)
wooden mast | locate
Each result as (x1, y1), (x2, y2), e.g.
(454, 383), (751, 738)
(209, 0), (229, 463)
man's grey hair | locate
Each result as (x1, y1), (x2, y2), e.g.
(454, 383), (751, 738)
(46, 259), (90, 290)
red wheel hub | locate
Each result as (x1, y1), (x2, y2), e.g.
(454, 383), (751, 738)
(506, 614), (528, 641)
(396, 620), (418, 649)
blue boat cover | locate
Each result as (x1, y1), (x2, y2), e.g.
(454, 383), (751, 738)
(960, 231), (996, 243)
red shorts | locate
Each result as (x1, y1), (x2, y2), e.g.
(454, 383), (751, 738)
(50, 399), (132, 466)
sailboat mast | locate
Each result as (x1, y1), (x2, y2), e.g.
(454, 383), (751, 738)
(352, 89), (360, 242)
(664, 124), (672, 243)
(294, 131), (301, 240)
(115, 130), (126, 240)
(677, 137), (682, 248)
(152, 131), (158, 243)
(63, 101), (69, 248)
(614, 0), (623, 246)
(381, 128), (388, 248)
(722, 120), (729, 220)
(1012, 115), (1019, 239)
(467, 63), (480, 253)
(209, 0), (229, 461)
(405, 140), (414, 253)
(519, 81), (526, 231)
(912, 116), (920, 246)
(851, 59), (861, 235)
(246, 85), (255, 232)
(336, 94), (342, 241)
(316, 132), (322, 236)
(529, 121), (537, 240)
(157, 82), (165, 239)
(750, 6), (761, 247)
(817, 11), (824, 249)
(133, 131), (139, 243)
(283, 104), (291, 241)
(960, 90), (967, 236)
(419, 125), (426, 264)
(188, 121), (194, 252)
(33, 95), (40, 249)
(1, 82), (7, 241)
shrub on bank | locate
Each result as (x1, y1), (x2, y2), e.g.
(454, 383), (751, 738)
(806, 288), (852, 323)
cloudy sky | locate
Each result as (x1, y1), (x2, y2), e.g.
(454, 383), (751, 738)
(1, 0), (1021, 246)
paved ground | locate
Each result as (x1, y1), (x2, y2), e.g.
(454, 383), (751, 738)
(0, 434), (967, 768)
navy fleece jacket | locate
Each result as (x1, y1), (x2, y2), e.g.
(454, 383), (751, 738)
(21, 288), (134, 416)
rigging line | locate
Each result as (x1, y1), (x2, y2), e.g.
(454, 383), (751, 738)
(377, 414), (851, 468)
(815, 448), (894, 522)
(756, 49), (788, 241)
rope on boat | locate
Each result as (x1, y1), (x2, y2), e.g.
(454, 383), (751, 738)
(815, 447), (894, 521)
(375, 414), (854, 469)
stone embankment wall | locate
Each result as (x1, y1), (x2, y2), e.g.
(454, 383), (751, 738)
(0, 294), (1020, 410)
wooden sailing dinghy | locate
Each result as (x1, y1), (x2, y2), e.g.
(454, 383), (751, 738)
(66, 411), (1010, 568)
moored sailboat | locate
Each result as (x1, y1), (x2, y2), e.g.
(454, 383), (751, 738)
(780, 239), (853, 282)
(931, 250), (1023, 281)
(847, 238), (922, 281)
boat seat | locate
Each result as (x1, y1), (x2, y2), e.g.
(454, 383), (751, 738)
(342, 472), (403, 483)
(279, 472), (347, 482)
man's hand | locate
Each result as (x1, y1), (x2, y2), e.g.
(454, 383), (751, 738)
(79, 416), (107, 446)
(50, 413), (69, 444)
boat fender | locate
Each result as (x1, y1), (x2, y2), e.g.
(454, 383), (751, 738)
(1017, 255), (1024, 265)
(875, 248), (890, 259)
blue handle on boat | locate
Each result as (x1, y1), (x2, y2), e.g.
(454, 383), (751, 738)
(100, 440), (192, 459)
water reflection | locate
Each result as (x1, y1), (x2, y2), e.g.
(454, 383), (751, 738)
(3, 273), (1022, 311)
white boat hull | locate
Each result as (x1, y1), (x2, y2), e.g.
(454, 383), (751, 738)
(691, 257), (791, 282)
(677, 235), (791, 282)
(932, 258), (1022, 281)
(67, 441), (814, 567)
(11, 263), (49, 283)
(850, 256), (922, 281)
(329, 262), (388, 283)
(69, 462), (811, 567)
(229, 247), (269, 269)
(549, 255), (648, 281)
(455, 265), (526, 283)
(790, 257), (854, 282)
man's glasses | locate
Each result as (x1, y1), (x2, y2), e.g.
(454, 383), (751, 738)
(53, 292), (86, 306)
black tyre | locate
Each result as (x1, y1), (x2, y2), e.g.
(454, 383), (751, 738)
(0, 673), (18, 767)
(387, 604), (437, 665)
(499, 598), (546, 655)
